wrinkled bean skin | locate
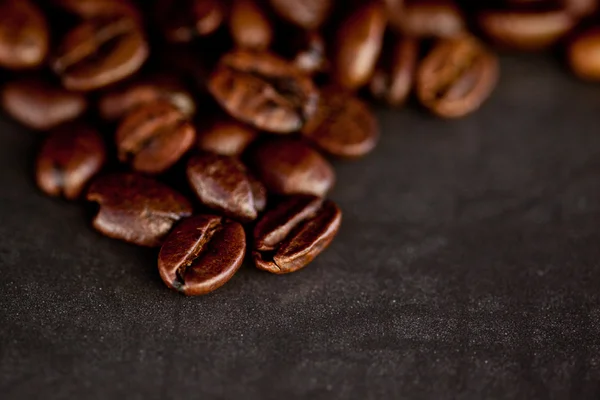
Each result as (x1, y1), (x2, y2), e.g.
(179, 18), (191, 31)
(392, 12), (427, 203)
(158, 215), (246, 296)
(86, 173), (193, 247)
(36, 122), (106, 200)
(567, 27), (600, 80)
(268, 0), (333, 30)
(197, 119), (258, 156)
(253, 195), (342, 274)
(229, 0), (273, 51)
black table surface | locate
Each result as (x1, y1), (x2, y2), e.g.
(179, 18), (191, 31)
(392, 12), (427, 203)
(2, 54), (600, 400)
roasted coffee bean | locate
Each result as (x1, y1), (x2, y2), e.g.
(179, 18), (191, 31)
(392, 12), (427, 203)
(209, 50), (318, 133)
(477, 9), (575, 50)
(398, 0), (465, 38)
(36, 122), (106, 200)
(52, 16), (149, 91)
(333, 1), (386, 90)
(158, 215), (246, 296)
(53, 0), (140, 19)
(417, 36), (499, 118)
(98, 76), (195, 121)
(302, 86), (378, 158)
(0, 0), (48, 70)
(116, 101), (196, 174)
(563, 0), (598, 17)
(187, 153), (266, 222)
(567, 27), (600, 80)
(155, 0), (225, 43)
(268, 0), (333, 30)
(1, 77), (87, 130)
(197, 118), (258, 156)
(86, 173), (193, 247)
(291, 31), (328, 75)
(251, 138), (335, 197)
(370, 37), (419, 107)
(253, 195), (341, 274)
(385, 0), (405, 30)
(229, 0), (273, 51)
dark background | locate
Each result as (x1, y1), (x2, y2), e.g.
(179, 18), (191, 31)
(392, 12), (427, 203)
(1, 54), (600, 400)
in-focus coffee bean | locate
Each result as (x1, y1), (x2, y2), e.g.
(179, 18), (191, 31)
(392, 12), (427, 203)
(116, 100), (196, 174)
(187, 153), (266, 222)
(417, 35), (499, 118)
(251, 138), (335, 197)
(197, 118), (258, 156)
(209, 50), (318, 133)
(52, 16), (149, 91)
(268, 0), (333, 30)
(229, 0), (273, 51)
(86, 173), (193, 247)
(1, 77), (88, 130)
(158, 215), (246, 296)
(36, 122), (106, 200)
(567, 27), (600, 80)
(302, 86), (379, 158)
(155, 0), (225, 43)
(253, 195), (342, 274)
(398, 0), (465, 38)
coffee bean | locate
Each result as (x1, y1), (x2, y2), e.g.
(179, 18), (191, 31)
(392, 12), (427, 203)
(98, 75), (195, 121)
(116, 100), (196, 174)
(253, 195), (341, 274)
(229, 0), (273, 51)
(187, 153), (267, 222)
(155, 0), (225, 43)
(86, 173), (193, 247)
(333, 1), (386, 90)
(399, 0), (466, 38)
(567, 27), (600, 80)
(563, 0), (598, 17)
(370, 36), (419, 107)
(268, 0), (333, 30)
(302, 86), (378, 158)
(52, 16), (149, 91)
(0, 0), (48, 70)
(53, 0), (140, 20)
(158, 215), (246, 296)
(417, 36), (499, 118)
(197, 118), (258, 156)
(36, 122), (106, 200)
(290, 31), (328, 75)
(477, 8), (575, 50)
(209, 50), (318, 133)
(251, 138), (335, 197)
(1, 77), (87, 130)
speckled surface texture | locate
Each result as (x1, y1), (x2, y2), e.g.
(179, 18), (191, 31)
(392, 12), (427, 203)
(2, 55), (600, 399)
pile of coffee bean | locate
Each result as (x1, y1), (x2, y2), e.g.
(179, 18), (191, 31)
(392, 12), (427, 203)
(1, 0), (598, 295)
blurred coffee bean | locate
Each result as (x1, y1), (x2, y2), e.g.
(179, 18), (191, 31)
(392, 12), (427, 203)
(53, 0), (140, 20)
(0, 0), (49, 70)
(417, 35), (499, 118)
(229, 0), (273, 51)
(562, 0), (598, 17)
(158, 215), (246, 296)
(116, 101), (196, 174)
(187, 153), (267, 222)
(333, 1), (386, 90)
(52, 16), (149, 91)
(251, 138), (335, 197)
(291, 32), (328, 75)
(253, 195), (342, 274)
(268, 0), (333, 30)
(36, 122), (106, 200)
(155, 0), (225, 43)
(197, 118), (258, 156)
(370, 36), (419, 107)
(399, 0), (466, 38)
(2, 77), (87, 130)
(567, 27), (600, 80)
(209, 50), (318, 133)
(302, 86), (378, 158)
(86, 173), (193, 247)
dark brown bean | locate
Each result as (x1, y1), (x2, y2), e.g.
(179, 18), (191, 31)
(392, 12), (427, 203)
(567, 27), (600, 80)
(158, 215), (246, 296)
(36, 122), (106, 200)
(1, 77), (88, 130)
(302, 86), (378, 158)
(253, 195), (341, 274)
(399, 0), (465, 38)
(229, 0), (273, 51)
(563, 0), (598, 17)
(416, 36), (499, 118)
(370, 36), (419, 107)
(0, 0), (48, 70)
(291, 31), (328, 75)
(208, 50), (318, 133)
(116, 101), (196, 174)
(187, 153), (266, 222)
(268, 0), (333, 30)
(251, 138), (335, 197)
(155, 0), (225, 43)
(86, 173), (193, 247)
(98, 75), (195, 121)
(197, 119), (258, 156)
(333, 1), (386, 90)
(53, 0), (140, 19)
(52, 16), (149, 91)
